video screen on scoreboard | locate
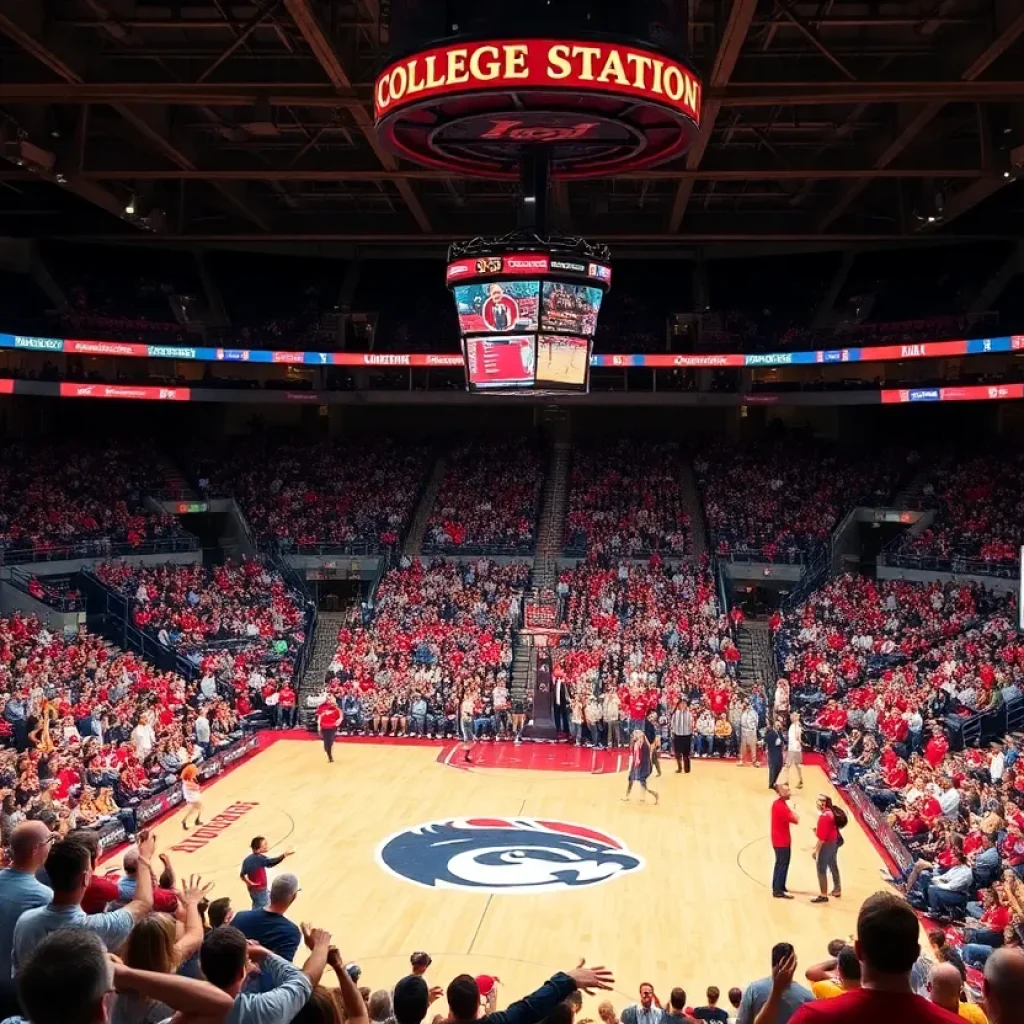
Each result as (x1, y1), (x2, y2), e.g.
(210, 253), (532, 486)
(454, 281), (540, 334)
(536, 335), (591, 391)
(540, 281), (603, 336)
(463, 335), (536, 390)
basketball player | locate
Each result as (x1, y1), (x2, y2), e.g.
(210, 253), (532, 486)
(180, 763), (203, 830)
(623, 730), (658, 804)
(317, 696), (341, 763)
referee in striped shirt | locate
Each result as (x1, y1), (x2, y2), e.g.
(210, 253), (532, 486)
(671, 701), (694, 774)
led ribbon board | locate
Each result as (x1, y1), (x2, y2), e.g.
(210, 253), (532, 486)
(374, 38), (701, 178)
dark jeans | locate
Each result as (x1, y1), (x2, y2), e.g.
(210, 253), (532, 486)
(322, 727), (337, 761)
(673, 734), (692, 773)
(816, 841), (841, 893)
(554, 704), (569, 735)
(928, 886), (967, 916)
(279, 706), (296, 729)
(772, 846), (791, 895)
(768, 757), (783, 790)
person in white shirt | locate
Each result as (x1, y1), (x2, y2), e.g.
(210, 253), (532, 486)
(938, 780), (961, 821)
(925, 852), (975, 917)
(782, 712), (803, 789)
(991, 744), (1005, 784)
(131, 713), (156, 761)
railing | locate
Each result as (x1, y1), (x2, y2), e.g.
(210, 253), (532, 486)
(0, 534), (199, 567)
(79, 571), (199, 679)
(881, 549), (1017, 579)
(7, 568), (85, 612)
(270, 538), (391, 557)
(421, 541), (537, 557)
(718, 547), (811, 566)
(263, 546), (318, 684)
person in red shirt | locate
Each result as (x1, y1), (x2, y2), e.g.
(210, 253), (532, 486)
(811, 794), (842, 904)
(925, 726), (950, 769)
(278, 683), (297, 729)
(770, 782), (800, 899)
(317, 697), (341, 763)
(789, 891), (962, 1024)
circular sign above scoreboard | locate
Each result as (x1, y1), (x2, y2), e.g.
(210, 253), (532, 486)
(373, 38), (701, 179)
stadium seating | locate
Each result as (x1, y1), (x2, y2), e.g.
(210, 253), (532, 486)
(93, 560), (307, 676)
(564, 441), (691, 557)
(0, 441), (191, 564)
(423, 440), (544, 555)
(893, 452), (1024, 575)
(314, 558), (526, 737)
(695, 438), (908, 562)
(191, 439), (431, 553)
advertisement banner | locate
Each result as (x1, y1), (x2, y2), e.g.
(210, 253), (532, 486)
(59, 383), (191, 401)
(65, 339), (149, 357)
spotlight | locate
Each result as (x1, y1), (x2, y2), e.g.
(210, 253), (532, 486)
(125, 195), (136, 215)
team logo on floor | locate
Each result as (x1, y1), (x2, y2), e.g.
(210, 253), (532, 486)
(376, 817), (644, 893)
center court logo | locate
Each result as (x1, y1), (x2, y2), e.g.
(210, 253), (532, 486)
(376, 817), (644, 893)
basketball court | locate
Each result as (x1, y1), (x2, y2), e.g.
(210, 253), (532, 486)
(150, 738), (893, 1008)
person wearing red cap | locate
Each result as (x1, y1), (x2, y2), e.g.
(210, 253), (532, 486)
(476, 975), (502, 1014)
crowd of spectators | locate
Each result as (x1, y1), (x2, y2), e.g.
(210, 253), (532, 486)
(423, 441), (544, 555)
(192, 439), (431, 552)
(0, 612), (251, 847)
(0, 441), (188, 562)
(94, 560), (307, 677)
(696, 438), (911, 562)
(564, 442), (691, 558)
(553, 560), (751, 750)
(311, 558), (526, 740)
(894, 454), (1024, 573)
(772, 572), (1024, 968)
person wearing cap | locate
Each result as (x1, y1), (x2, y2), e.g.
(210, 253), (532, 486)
(231, 873), (302, 964)
(477, 975), (503, 1014)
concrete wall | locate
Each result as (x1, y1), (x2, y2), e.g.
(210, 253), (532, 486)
(0, 550), (201, 576)
(0, 581), (84, 632)
(876, 564), (1017, 594)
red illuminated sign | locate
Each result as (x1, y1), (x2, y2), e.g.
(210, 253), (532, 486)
(59, 383), (191, 401)
(374, 39), (701, 124)
(0, 379), (13, 395)
(374, 38), (701, 178)
(880, 384), (1024, 404)
(66, 339), (148, 357)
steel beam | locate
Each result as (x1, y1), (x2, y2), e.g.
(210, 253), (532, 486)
(669, 0), (759, 232)
(1, 81), (1024, 107)
(282, 0), (432, 232)
(0, 0), (273, 231)
(0, 167), (992, 183)
(816, 1), (1024, 230)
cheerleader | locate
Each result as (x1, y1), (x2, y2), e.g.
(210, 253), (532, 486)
(180, 763), (203, 830)
(622, 730), (659, 805)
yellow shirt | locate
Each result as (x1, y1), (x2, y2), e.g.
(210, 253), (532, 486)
(714, 720), (732, 738)
(959, 1002), (988, 1024)
(811, 980), (844, 1000)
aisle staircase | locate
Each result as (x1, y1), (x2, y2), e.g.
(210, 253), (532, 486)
(403, 457), (446, 557)
(680, 460), (708, 558)
(509, 638), (535, 712)
(735, 619), (775, 692)
(533, 442), (571, 588)
(157, 455), (200, 502)
(298, 610), (349, 725)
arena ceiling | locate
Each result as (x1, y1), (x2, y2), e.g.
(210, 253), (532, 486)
(1, 0), (1023, 253)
